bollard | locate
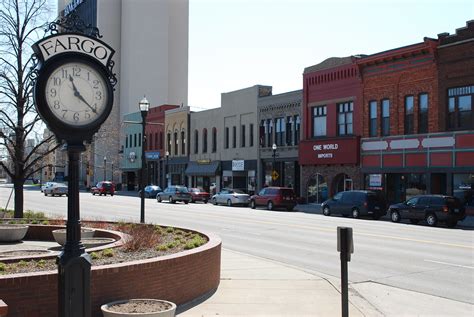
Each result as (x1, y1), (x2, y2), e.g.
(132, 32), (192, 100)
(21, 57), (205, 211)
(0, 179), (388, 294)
(337, 227), (354, 317)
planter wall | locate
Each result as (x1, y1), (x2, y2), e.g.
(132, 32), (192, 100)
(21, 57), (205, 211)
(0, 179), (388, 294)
(0, 227), (221, 317)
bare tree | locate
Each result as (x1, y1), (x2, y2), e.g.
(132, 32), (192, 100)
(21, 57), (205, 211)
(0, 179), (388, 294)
(0, 0), (59, 218)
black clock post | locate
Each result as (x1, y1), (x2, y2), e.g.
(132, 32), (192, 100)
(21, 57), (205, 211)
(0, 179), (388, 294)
(33, 15), (116, 317)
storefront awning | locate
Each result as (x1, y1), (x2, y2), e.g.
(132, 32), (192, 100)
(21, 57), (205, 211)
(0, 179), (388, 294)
(185, 161), (220, 176)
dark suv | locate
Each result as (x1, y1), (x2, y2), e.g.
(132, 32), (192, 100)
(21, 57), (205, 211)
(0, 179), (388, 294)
(388, 195), (465, 227)
(156, 186), (191, 204)
(321, 190), (387, 219)
(250, 187), (297, 211)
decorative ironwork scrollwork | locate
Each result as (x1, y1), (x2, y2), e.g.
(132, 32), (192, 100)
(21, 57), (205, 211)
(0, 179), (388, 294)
(47, 12), (102, 39)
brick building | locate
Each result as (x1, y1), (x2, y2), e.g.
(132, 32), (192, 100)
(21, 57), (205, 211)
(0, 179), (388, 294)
(358, 30), (474, 206)
(299, 56), (363, 203)
(145, 105), (179, 187)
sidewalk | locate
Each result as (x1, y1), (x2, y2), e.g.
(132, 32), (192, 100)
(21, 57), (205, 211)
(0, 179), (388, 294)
(177, 249), (474, 317)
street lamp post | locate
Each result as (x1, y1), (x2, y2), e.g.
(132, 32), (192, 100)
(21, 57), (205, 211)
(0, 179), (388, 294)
(111, 162), (114, 183)
(103, 156), (107, 181)
(165, 151), (169, 187)
(139, 96), (150, 224)
(272, 143), (277, 186)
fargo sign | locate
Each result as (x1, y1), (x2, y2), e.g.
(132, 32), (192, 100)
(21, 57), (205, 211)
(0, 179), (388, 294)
(33, 34), (114, 67)
(299, 137), (360, 165)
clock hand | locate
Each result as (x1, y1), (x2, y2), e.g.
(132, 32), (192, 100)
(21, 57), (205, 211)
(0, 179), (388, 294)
(69, 75), (97, 114)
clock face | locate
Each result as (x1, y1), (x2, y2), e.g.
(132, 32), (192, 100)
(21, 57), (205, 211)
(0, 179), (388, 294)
(45, 61), (109, 127)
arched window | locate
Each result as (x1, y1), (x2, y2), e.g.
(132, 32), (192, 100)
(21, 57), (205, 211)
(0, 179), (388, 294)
(194, 130), (199, 154)
(166, 132), (171, 154)
(202, 128), (208, 153)
(173, 131), (178, 155)
(181, 130), (185, 155)
(212, 127), (217, 152)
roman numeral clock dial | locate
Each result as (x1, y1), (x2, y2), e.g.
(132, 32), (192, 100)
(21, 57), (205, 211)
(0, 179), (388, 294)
(45, 61), (108, 126)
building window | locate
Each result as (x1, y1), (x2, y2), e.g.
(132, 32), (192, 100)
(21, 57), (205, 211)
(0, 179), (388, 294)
(155, 132), (158, 149)
(203, 129), (208, 153)
(259, 120), (265, 147)
(159, 132), (163, 149)
(232, 126), (236, 148)
(285, 117), (292, 146)
(249, 124), (254, 147)
(381, 99), (390, 136)
(241, 125), (246, 147)
(181, 130), (185, 155)
(126, 135), (128, 148)
(418, 93), (428, 133)
(174, 131), (178, 155)
(138, 133), (142, 147)
(266, 119), (273, 147)
(225, 127), (229, 149)
(167, 132), (171, 154)
(312, 106), (327, 137)
(337, 101), (353, 136)
(275, 117), (285, 146)
(447, 86), (473, 130)
(194, 130), (199, 154)
(212, 127), (217, 152)
(405, 96), (414, 134)
(134, 134), (137, 147)
(369, 101), (377, 137)
(294, 115), (300, 145)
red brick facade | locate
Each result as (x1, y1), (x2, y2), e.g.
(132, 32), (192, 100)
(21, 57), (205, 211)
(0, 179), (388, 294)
(437, 20), (474, 131)
(357, 39), (439, 138)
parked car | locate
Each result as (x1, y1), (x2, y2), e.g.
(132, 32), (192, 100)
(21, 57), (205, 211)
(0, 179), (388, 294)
(189, 188), (210, 203)
(388, 195), (466, 227)
(211, 188), (250, 207)
(321, 190), (387, 219)
(41, 181), (54, 192)
(91, 181), (115, 196)
(250, 187), (297, 211)
(43, 182), (68, 197)
(139, 185), (162, 198)
(156, 186), (191, 204)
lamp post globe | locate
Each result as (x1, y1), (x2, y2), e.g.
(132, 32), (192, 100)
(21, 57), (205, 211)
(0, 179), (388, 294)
(139, 96), (150, 224)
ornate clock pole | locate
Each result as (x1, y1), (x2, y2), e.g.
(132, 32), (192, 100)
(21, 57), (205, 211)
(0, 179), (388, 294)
(32, 11), (116, 317)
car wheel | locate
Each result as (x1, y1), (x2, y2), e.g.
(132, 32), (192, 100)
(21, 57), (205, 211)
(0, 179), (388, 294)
(267, 201), (274, 211)
(184, 201), (189, 204)
(203, 200), (208, 204)
(227, 199), (232, 207)
(169, 196), (175, 204)
(426, 213), (438, 227)
(409, 219), (419, 225)
(111, 193), (114, 196)
(157, 196), (162, 202)
(352, 208), (360, 219)
(322, 206), (330, 216)
(92, 192), (95, 195)
(390, 210), (401, 222)
(44, 192), (47, 196)
(286, 206), (294, 211)
(250, 200), (256, 209)
(212, 198), (217, 205)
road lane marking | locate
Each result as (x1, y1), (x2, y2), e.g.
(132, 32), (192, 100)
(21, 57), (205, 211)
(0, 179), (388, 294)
(155, 210), (474, 250)
(424, 259), (474, 269)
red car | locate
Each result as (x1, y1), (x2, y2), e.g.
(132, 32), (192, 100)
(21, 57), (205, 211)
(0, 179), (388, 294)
(250, 187), (297, 211)
(189, 188), (210, 203)
(91, 181), (115, 196)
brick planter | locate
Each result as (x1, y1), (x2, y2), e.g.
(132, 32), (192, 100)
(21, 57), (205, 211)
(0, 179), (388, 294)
(0, 225), (221, 317)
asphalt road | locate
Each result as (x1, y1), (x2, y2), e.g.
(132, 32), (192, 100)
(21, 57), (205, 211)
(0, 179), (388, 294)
(1, 186), (473, 305)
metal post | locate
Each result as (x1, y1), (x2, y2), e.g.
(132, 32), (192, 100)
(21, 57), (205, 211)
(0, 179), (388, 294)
(272, 143), (277, 186)
(103, 156), (106, 181)
(58, 144), (91, 317)
(338, 227), (353, 317)
(166, 152), (169, 187)
(140, 110), (147, 223)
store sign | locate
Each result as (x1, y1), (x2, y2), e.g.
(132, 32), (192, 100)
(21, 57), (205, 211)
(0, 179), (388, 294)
(145, 151), (160, 160)
(299, 137), (359, 165)
(369, 174), (382, 187)
(232, 160), (245, 171)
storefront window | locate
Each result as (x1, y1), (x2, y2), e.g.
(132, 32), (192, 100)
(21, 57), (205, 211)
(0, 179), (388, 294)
(307, 174), (328, 203)
(283, 162), (295, 189)
(453, 174), (474, 207)
(406, 173), (427, 199)
(264, 161), (273, 187)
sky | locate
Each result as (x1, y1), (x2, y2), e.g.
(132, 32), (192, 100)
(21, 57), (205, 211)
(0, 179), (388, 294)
(188, 0), (474, 110)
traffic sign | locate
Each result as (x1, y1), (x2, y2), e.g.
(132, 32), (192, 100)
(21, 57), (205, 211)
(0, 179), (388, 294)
(271, 170), (279, 181)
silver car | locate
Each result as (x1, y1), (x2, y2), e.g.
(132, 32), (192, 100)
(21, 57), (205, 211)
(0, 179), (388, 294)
(211, 188), (250, 207)
(43, 182), (68, 197)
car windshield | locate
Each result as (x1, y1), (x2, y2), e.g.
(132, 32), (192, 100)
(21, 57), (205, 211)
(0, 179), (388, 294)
(177, 187), (189, 193)
(231, 189), (245, 194)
